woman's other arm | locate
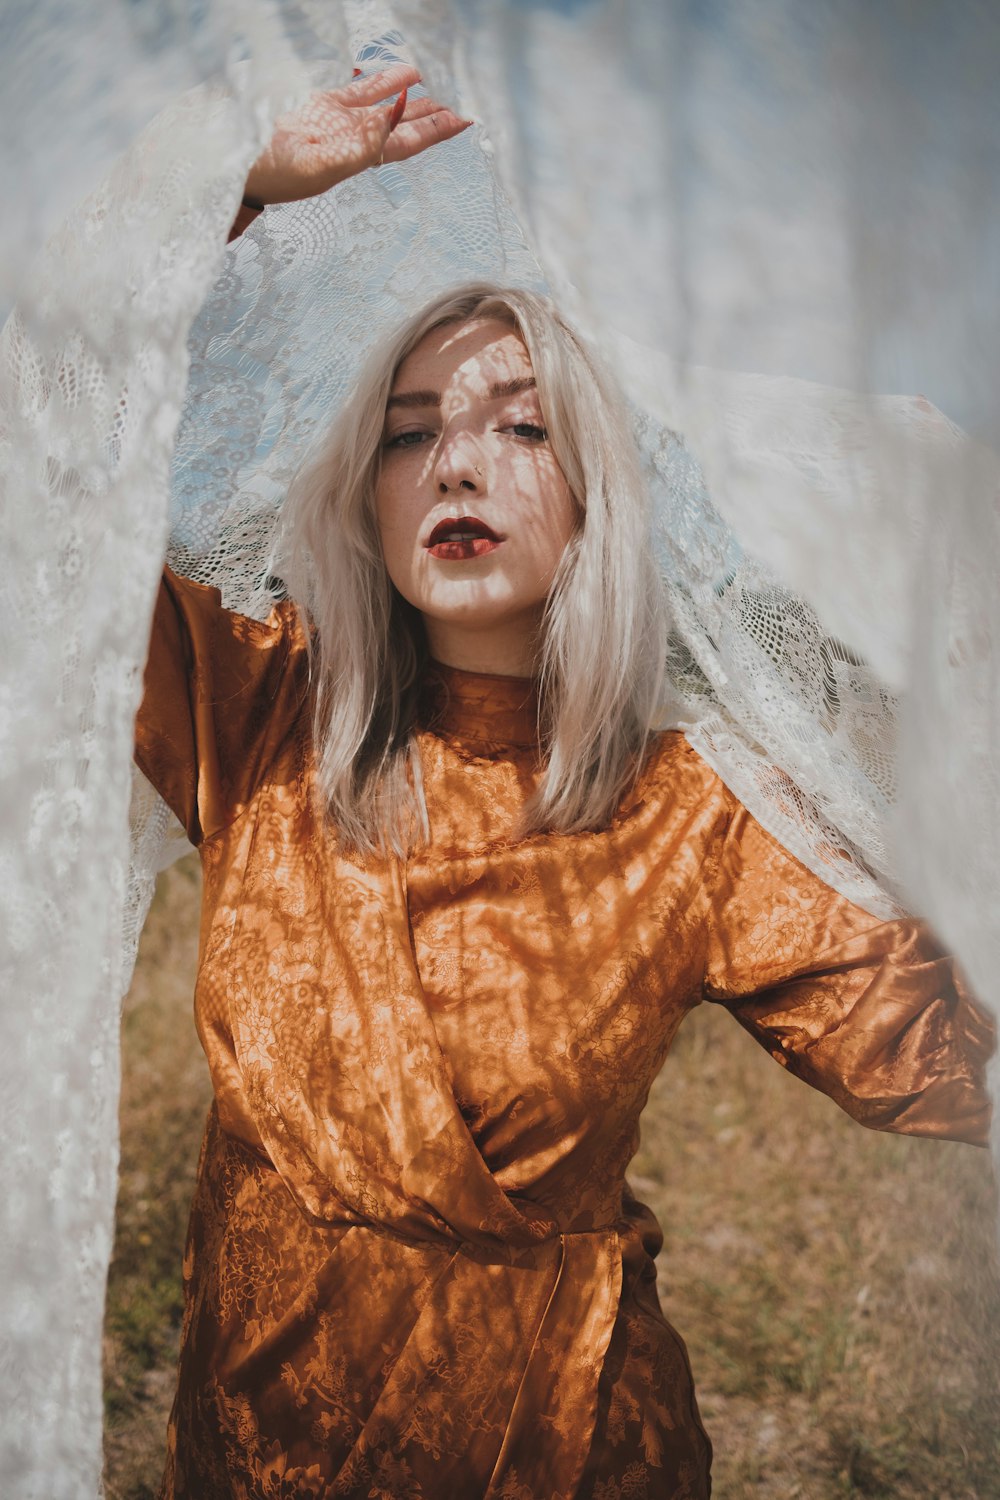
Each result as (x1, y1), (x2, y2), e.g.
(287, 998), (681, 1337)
(702, 797), (995, 1147)
(134, 567), (307, 846)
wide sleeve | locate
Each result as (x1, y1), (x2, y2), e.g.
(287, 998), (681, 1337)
(134, 564), (309, 845)
(702, 795), (996, 1147)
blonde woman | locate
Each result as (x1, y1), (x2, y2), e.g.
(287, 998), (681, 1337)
(135, 66), (994, 1500)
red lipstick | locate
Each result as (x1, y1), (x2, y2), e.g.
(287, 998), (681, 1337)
(425, 515), (505, 561)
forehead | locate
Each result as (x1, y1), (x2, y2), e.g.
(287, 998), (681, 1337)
(391, 316), (534, 393)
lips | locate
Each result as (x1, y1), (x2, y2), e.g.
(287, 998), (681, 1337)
(425, 515), (505, 561)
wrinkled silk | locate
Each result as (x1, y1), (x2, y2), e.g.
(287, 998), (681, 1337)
(134, 566), (994, 1499)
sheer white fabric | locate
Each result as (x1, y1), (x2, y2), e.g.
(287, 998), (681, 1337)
(1, 1), (997, 1493)
(0, 16), (311, 1492)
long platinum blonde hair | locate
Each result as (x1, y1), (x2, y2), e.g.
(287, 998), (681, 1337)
(279, 283), (668, 852)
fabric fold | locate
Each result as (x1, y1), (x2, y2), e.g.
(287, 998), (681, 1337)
(485, 1229), (623, 1500)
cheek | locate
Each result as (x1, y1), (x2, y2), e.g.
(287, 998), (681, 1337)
(375, 450), (437, 536)
(520, 463), (578, 562)
(375, 477), (419, 578)
(374, 471), (400, 539)
(552, 478), (580, 547)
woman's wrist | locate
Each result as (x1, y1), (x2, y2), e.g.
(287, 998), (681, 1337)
(228, 198), (264, 243)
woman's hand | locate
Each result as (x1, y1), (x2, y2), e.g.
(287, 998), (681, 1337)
(243, 64), (471, 207)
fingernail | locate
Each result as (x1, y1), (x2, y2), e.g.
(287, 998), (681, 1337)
(352, 66), (362, 77)
(389, 86), (408, 131)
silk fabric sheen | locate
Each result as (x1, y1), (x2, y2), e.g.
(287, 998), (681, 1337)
(134, 567), (994, 1499)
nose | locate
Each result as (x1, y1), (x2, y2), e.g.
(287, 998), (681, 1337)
(433, 427), (487, 496)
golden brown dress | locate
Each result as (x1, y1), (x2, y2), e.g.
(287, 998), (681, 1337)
(134, 566), (994, 1500)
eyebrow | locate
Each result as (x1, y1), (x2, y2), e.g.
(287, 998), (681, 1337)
(489, 376), (537, 400)
(384, 376), (537, 411)
(385, 388), (439, 411)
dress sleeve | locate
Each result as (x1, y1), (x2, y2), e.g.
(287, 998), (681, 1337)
(702, 796), (996, 1147)
(134, 564), (308, 845)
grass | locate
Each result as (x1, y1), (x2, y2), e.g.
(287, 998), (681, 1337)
(103, 855), (212, 1499)
(633, 1005), (1000, 1498)
(104, 856), (1000, 1498)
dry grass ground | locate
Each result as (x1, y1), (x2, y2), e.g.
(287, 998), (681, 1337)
(104, 856), (1000, 1499)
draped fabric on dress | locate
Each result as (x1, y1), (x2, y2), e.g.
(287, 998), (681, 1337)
(134, 568), (994, 1499)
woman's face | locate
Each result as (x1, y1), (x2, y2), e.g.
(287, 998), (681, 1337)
(375, 315), (578, 676)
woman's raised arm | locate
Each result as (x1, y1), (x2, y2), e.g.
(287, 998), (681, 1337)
(229, 63), (471, 238)
(138, 65), (472, 822)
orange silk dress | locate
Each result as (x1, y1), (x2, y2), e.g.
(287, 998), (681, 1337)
(134, 565), (994, 1500)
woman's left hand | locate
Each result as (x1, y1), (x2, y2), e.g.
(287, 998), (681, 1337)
(243, 64), (472, 207)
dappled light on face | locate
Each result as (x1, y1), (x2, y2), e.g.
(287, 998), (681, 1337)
(375, 318), (578, 674)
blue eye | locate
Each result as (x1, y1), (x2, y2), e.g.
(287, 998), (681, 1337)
(385, 430), (431, 448)
(508, 423), (547, 441)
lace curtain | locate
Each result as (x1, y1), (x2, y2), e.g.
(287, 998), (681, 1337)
(1, 2), (998, 1493)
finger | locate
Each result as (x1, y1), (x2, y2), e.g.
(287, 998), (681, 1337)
(339, 63), (421, 106)
(392, 94), (462, 125)
(388, 86), (408, 131)
(383, 111), (474, 162)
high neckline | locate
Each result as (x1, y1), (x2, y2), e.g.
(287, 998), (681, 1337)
(420, 660), (541, 750)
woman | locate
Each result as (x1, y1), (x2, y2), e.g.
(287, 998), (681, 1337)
(135, 66), (994, 1499)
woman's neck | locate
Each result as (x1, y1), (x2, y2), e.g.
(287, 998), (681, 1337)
(422, 612), (542, 678)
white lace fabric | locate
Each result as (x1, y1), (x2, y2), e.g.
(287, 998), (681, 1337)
(1, 3), (998, 1494)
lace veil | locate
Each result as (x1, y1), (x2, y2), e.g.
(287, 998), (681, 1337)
(1, 2), (998, 1492)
